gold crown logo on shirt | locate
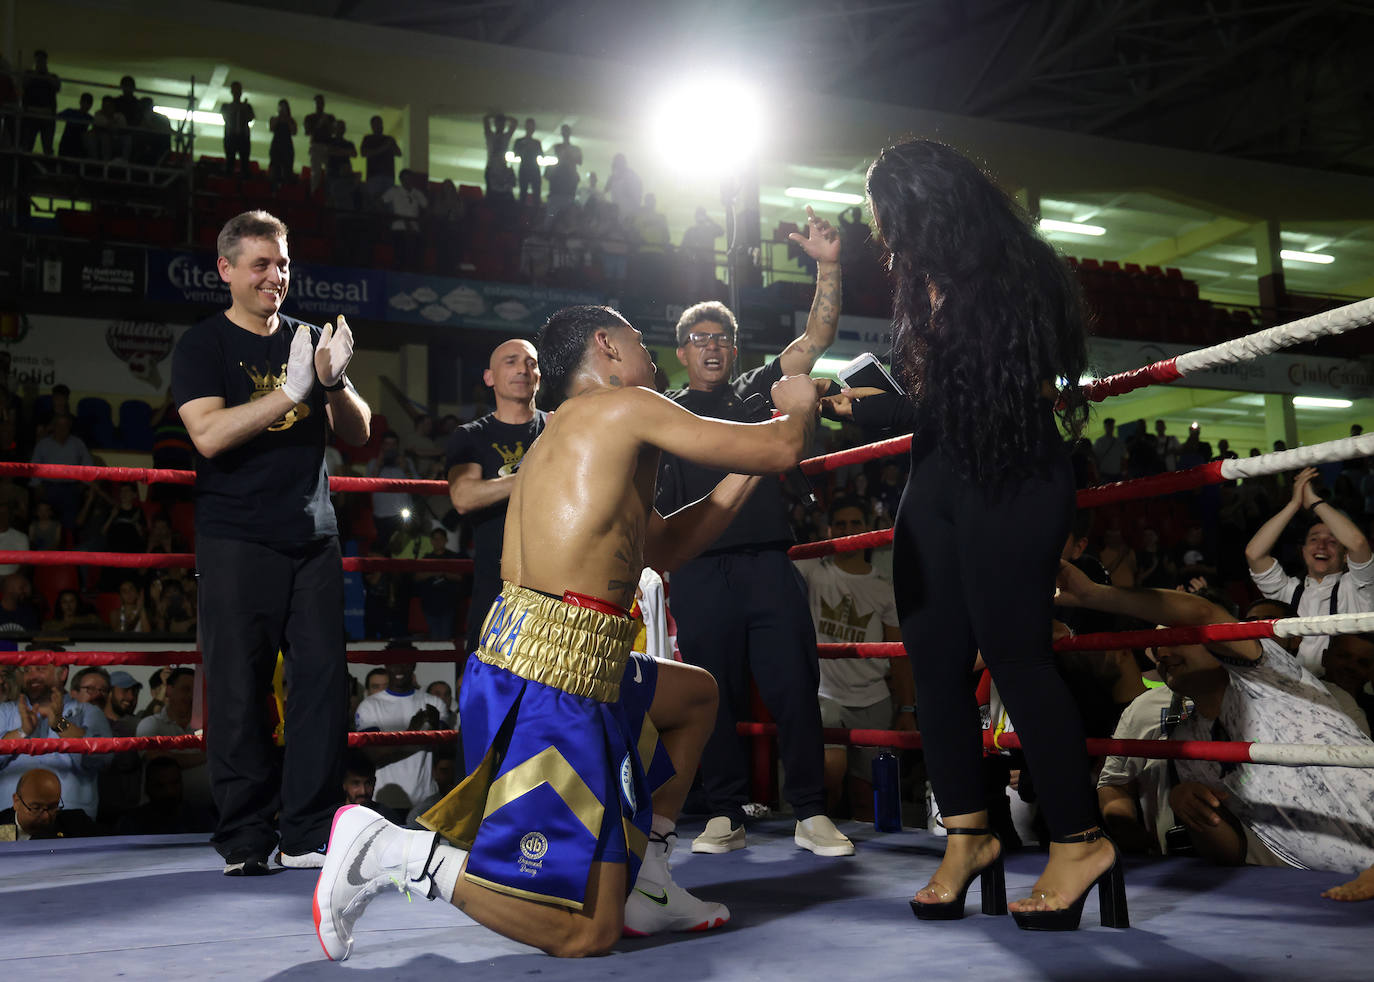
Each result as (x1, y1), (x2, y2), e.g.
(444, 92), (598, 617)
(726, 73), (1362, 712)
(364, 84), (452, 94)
(240, 360), (310, 431)
(820, 595), (874, 631)
(493, 441), (527, 477)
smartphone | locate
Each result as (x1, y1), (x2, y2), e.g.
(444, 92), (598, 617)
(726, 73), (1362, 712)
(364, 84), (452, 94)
(835, 352), (904, 394)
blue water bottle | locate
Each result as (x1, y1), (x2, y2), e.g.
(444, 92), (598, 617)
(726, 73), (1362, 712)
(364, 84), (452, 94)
(872, 751), (901, 832)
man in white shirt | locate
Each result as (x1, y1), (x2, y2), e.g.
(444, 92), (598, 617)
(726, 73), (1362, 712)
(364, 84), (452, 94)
(1056, 560), (1374, 902)
(0, 502), (29, 575)
(795, 497), (913, 819)
(1245, 466), (1374, 673)
(353, 661), (449, 812)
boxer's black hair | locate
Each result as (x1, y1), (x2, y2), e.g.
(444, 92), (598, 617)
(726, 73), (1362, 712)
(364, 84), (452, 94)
(536, 305), (633, 411)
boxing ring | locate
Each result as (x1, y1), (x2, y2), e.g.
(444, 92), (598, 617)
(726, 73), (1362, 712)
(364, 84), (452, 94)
(3, 297), (1374, 980)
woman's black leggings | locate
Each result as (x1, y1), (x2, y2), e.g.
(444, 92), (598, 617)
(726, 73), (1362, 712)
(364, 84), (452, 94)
(893, 442), (1097, 838)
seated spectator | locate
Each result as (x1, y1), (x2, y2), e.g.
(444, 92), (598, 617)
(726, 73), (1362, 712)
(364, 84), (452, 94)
(361, 550), (399, 640)
(363, 667), (388, 697)
(341, 748), (405, 823)
(1245, 465), (1373, 673)
(1, 768), (97, 840)
(1055, 560), (1374, 902)
(103, 483), (147, 552)
(0, 502), (29, 574)
(404, 744), (458, 826)
(0, 475), (29, 527)
(0, 572), (39, 632)
(794, 497), (911, 820)
(72, 483), (112, 550)
(41, 589), (103, 634)
(382, 169), (428, 268)
(425, 679), (456, 727)
(1324, 633), (1374, 722)
(27, 499), (60, 552)
(98, 669), (145, 825)
(109, 578), (150, 632)
(70, 667), (111, 707)
(1135, 527), (1176, 588)
(1096, 656), (1180, 856)
(138, 666), (172, 721)
(0, 660), (113, 818)
(1174, 524), (1216, 581)
(57, 91), (94, 159)
(366, 432), (417, 548)
(148, 575), (195, 633)
(353, 661), (447, 812)
(138, 96), (171, 166)
(136, 667), (211, 814)
(1243, 598), (1368, 735)
(114, 756), (214, 835)
(1099, 524), (1137, 587)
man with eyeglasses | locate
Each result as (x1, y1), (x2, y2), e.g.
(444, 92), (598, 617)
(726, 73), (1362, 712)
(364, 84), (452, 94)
(70, 666), (112, 708)
(0, 660), (112, 820)
(654, 207), (853, 857)
(1, 768), (97, 840)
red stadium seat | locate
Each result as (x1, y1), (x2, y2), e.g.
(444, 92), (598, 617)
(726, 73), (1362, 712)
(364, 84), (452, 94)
(33, 565), (81, 617)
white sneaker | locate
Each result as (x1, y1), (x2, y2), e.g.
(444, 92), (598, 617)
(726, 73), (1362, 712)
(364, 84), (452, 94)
(691, 816), (747, 854)
(624, 830), (730, 936)
(795, 815), (855, 857)
(312, 805), (443, 961)
(277, 845), (327, 869)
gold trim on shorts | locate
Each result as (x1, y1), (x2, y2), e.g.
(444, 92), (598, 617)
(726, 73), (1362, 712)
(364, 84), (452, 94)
(474, 582), (638, 703)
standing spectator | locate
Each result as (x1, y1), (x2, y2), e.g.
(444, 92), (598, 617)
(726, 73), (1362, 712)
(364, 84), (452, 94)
(544, 145), (580, 226)
(326, 119), (358, 202)
(512, 117), (542, 203)
(138, 97), (172, 166)
(353, 661), (447, 812)
(303, 94), (332, 193)
(220, 81), (254, 177)
(380, 169), (428, 269)
(680, 206), (724, 298)
(1245, 466), (1374, 673)
(365, 432), (417, 549)
(0, 662), (112, 819)
(57, 91), (93, 159)
(1093, 417), (1126, 483)
(605, 152), (643, 215)
(102, 483), (147, 553)
(267, 98), (297, 188)
(445, 339), (546, 663)
(20, 50), (60, 155)
(360, 115), (401, 196)
(30, 414), (93, 529)
(89, 95), (123, 162)
(481, 112), (518, 194)
(795, 497), (912, 820)
(113, 75), (143, 129)
(1153, 419), (1179, 471)
(170, 209), (371, 875)
(0, 502), (29, 575)
(552, 122), (582, 172)
(655, 207), (848, 858)
(416, 527), (461, 641)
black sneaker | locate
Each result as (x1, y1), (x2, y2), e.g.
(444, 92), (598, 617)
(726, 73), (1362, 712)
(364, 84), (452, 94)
(223, 857), (272, 876)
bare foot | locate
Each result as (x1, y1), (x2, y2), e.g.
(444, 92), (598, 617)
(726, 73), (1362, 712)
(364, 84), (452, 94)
(1008, 836), (1117, 913)
(913, 833), (1001, 906)
(1322, 867), (1374, 902)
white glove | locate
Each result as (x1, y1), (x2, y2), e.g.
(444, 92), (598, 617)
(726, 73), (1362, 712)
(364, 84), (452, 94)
(280, 323), (316, 404)
(315, 315), (354, 389)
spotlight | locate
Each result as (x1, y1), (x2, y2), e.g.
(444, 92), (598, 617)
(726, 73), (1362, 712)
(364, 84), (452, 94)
(646, 77), (764, 175)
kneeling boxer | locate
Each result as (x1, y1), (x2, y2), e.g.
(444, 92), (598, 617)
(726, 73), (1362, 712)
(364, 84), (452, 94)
(315, 305), (820, 958)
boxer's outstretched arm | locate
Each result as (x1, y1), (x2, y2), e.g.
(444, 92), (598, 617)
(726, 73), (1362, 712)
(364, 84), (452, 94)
(646, 474), (763, 572)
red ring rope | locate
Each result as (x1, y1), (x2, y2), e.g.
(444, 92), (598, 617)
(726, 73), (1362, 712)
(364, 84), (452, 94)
(0, 648), (462, 666)
(0, 729), (458, 756)
(0, 462), (450, 496)
(0, 550), (472, 572)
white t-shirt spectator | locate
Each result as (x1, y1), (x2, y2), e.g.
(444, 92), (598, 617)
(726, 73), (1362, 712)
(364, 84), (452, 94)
(354, 688), (448, 811)
(1097, 685), (1178, 853)
(381, 184), (428, 232)
(1250, 555), (1374, 672)
(795, 557), (899, 709)
(0, 525), (29, 575)
(1173, 638), (1374, 874)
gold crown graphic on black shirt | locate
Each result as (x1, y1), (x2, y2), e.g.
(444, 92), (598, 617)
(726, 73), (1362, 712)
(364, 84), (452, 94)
(241, 360), (311, 431)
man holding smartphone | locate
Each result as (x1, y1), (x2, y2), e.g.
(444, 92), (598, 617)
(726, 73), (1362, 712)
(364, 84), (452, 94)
(654, 206), (853, 857)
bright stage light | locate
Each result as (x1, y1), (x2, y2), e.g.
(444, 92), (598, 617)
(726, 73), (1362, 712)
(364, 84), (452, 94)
(785, 187), (865, 206)
(1039, 219), (1106, 236)
(505, 151), (559, 168)
(646, 77), (765, 175)
(1280, 249), (1334, 265)
(1293, 396), (1353, 409)
(155, 106), (229, 127)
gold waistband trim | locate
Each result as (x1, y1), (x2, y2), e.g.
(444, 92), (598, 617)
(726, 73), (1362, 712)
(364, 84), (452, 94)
(473, 583), (637, 702)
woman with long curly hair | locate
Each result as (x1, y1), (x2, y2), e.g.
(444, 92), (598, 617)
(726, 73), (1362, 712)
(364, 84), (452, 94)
(863, 139), (1126, 931)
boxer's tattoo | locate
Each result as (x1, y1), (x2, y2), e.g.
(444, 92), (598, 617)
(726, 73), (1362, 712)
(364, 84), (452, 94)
(608, 374), (622, 387)
(609, 517), (643, 605)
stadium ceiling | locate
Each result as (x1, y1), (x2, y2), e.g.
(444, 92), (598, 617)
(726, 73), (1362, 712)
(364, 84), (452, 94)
(231, 0), (1374, 177)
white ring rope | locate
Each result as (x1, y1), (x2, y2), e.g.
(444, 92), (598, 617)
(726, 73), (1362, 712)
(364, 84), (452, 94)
(1248, 744), (1374, 767)
(1174, 296), (1374, 375)
(1219, 434), (1374, 481)
(1272, 611), (1374, 639)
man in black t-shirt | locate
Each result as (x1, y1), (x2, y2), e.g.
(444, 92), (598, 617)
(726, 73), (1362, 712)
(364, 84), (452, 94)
(171, 210), (372, 877)
(445, 339), (546, 664)
(655, 208), (852, 857)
